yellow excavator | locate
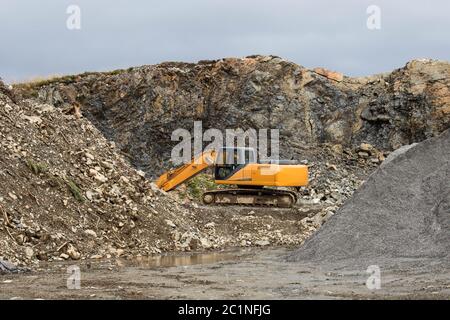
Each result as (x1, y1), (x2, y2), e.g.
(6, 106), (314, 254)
(156, 147), (308, 208)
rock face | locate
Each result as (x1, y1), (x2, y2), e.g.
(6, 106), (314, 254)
(313, 68), (344, 82)
(14, 56), (450, 177)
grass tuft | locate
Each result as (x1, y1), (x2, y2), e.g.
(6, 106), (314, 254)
(186, 174), (217, 201)
(26, 159), (48, 175)
(65, 178), (85, 202)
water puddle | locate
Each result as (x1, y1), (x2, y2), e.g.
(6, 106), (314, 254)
(36, 248), (259, 272)
(117, 251), (239, 268)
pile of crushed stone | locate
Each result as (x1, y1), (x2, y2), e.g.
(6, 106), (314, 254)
(0, 82), (211, 267)
(288, 129), (450, 263)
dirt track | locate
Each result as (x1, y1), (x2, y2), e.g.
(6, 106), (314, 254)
(1, 248), (449, 300)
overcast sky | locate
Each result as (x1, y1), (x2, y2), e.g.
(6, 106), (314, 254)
(1, 0), (449, 83)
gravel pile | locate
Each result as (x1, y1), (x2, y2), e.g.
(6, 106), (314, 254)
(0, 83), (207, 266)
(288, 129), (450, 262)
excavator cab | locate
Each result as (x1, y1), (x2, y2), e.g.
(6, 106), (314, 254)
(214, 147), (256, 180)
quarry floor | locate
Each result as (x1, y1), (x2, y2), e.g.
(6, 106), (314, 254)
(1, 247), (449, 300)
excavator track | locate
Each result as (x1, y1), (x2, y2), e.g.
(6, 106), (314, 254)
(202, 188), (298, 208)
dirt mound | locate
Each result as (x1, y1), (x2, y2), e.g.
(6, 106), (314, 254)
(288, 129), (450, 262)
(0, 83), (209, 267)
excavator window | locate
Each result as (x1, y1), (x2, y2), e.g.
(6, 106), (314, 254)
(214, 148), (255, 180)
(244, 149), (254, 164)
(215, 166), (233, 180)
(215, 149), (235, 180)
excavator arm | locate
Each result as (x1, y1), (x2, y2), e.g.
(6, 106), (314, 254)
(156, 149), (217, 191)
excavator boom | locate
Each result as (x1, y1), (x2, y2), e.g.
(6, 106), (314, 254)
(156, 150), (216, 191)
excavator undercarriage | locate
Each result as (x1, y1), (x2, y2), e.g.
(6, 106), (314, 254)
(202, 188), (298, 208)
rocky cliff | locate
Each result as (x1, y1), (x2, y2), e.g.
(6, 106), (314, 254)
(15, 56), (450, 178)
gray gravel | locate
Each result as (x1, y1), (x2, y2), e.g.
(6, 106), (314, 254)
(288, 129), (450, 263)
(0, 259), (19, 274)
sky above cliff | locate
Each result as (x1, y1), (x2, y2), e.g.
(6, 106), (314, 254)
(1, 0), (449, 82)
